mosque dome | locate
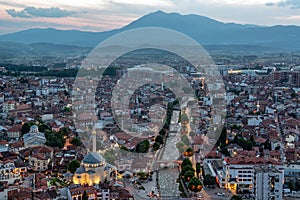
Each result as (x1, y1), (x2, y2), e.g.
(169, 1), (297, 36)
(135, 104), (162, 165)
(82, 152), (105, 167)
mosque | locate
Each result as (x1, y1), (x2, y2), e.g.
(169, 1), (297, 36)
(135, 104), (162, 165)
(73, 129), (116, 186)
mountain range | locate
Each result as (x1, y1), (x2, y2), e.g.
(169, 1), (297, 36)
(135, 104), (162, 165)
(1, 10), (300, 56)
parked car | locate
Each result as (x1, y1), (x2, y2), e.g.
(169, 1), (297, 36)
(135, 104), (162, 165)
(217, 192), (225, 197)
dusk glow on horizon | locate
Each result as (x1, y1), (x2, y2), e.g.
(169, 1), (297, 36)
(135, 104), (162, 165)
(1, 0), (300, 34)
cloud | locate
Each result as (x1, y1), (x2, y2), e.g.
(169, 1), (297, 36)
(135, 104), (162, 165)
(6, 7), (74, 18)
(265, 2), (276, 6)
(266, 0), (300, 9)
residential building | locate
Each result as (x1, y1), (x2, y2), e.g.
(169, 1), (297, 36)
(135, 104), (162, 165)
(3, 100), (15, 113)
(284, 164), (300, 183)
(7, 124), (22, 139)
(224, 156), (283, 193)
(28, 146), (53, 172)
(254, 165), (284, 200)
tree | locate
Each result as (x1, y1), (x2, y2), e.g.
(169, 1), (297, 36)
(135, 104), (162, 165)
(289, 180), (296, 191)
(120, 145), (128, 151)
(137, 171), (147, 179)
(153, 142), (160, 151)
(60, 127), (69, 136)
(189, 131), (196, 138)
(217, 126), (227, 148)
(181, 135), (191, 146)
(70, 137), (82, 146)
(21, 122), (31, 135)
(291, 90), (297, 98)
(231, 195), (242, 200)
(184, 147), (194, 157)
(231, 124), (241, 130)
(296, 180), (300, 191)
(68, 160), (80, 173)
(184, 170), (195, 182)
(188, 177), (202, 192)
(181, 113), (189, 124)
(82, 191), (89, 200)
(263, 139), (272, 151)
(45, 131), (65, 148)
(38, 124), (50, 132)
(159, 128), (166, 136)
(103, 150), (116, 164)
(178, 111), (182, 123)
(155, 135), (164, 144)
(196, 163), (201, 176)
(136, 140), (150, 153)
(250, 135), (255, 144)
(203, 174), (216, 186)
(236, 137), (253, 151)
(181, 165), (195, 176)
(181, 158), (192, 168)
(63, 107), (71, 112)
(176, 141), (186, 153)
(162, 102), (174, 130)
(221, 147), (230, 156)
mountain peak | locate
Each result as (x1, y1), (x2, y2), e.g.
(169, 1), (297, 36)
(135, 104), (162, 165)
(0, 11), (300, 51)
(123, 10), (226, 31)
(151, 10), (166, 15)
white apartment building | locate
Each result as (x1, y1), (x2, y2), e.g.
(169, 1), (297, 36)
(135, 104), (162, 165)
(224, 156), (284, 194)
(3, 100), (15, 113)
(254, 165), (284, 200)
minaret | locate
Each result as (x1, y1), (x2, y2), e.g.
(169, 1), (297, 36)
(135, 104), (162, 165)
(92, 129), (96, 152)
(256, 100), (260, 112)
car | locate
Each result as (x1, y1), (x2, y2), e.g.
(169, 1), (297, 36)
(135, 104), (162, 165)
(217, 192), (225, 197)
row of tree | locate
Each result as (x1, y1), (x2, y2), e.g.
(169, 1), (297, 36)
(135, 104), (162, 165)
(135, 99), (179, 153)
(180, 158), (202, 193)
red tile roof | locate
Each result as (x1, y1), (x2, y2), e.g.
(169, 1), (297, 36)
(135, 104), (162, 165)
(225, 155), (282, 165)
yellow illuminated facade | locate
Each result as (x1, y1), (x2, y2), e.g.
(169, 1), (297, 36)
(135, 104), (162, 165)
(73, 130), (116, 186)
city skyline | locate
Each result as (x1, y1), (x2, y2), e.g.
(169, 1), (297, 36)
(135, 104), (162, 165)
(1, 1), (300, 199)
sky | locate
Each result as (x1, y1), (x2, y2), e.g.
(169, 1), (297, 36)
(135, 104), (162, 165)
(1, 0), (300, 35)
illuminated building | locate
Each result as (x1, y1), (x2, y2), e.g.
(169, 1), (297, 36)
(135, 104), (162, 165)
(254, 165), (283, 200)
(73, 130), (116, 186)
(224, 156), (283, 193)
